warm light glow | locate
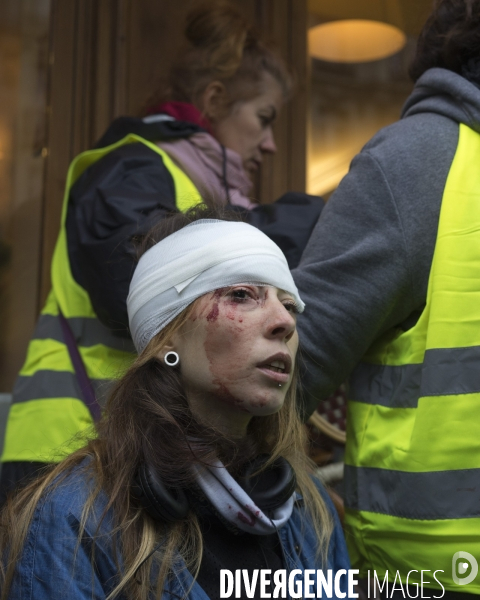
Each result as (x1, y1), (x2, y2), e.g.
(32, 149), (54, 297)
(309, 19), (406, 63)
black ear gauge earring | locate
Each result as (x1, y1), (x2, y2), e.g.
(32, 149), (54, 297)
(164, 351), (180, 367)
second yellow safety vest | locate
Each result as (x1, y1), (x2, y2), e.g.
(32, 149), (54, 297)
(2, 134), (202, 463)
(344, 123), (480, 594)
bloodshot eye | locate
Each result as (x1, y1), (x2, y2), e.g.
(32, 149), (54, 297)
(230, 287), (254, 303)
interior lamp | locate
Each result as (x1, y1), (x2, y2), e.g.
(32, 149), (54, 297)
(309, 19), (406, 63)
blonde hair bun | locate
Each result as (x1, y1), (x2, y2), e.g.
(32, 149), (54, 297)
(185, 1), (254, 77)
(167, 0), (291, 107)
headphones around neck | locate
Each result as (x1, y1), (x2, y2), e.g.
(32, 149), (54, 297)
(133, 455), (296, 523)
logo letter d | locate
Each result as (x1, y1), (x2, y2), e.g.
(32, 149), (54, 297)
(452, 552), (478, 585)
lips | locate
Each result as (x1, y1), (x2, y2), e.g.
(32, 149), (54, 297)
(256, 353), (292, 384)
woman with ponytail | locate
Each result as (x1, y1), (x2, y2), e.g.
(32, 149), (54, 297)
(0, 207), (349, 600)
(0, 1), (323, 502)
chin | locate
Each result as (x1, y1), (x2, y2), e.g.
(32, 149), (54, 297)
(247, 394), (285, 416)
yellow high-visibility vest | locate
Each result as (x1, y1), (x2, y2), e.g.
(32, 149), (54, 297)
(2, 134), (201, 463)
(344, 123), (480, 594)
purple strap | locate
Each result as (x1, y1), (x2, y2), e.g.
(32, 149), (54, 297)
(58, 310), (102, 421)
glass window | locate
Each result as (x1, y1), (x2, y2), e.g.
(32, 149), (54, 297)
(307, 0), (431, 197)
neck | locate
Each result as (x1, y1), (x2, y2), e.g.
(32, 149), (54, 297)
(186, 389), (253, 438)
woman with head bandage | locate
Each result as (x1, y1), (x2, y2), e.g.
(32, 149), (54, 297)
(0, 209), (350, 600)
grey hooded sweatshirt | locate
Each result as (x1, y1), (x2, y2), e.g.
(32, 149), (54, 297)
(293, 68), (480, 416)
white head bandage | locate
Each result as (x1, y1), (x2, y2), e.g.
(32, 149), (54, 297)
(127, 219), (305, 353)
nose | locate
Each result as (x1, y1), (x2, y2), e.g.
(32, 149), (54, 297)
(260, 128), (277, 154)
(265, 297), (296, 342)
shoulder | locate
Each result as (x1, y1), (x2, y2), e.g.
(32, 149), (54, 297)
(362, 112), (459, 174)
(13, 463), (118, 599)
(68, 139), (179, 216)
(325, 110), (458, 259)
(40, 461), (111, 524)
(331, 111), (460, 214)
(24, 462), (114, 557)
(72, 141), (176, 192)
(351, 112), (460, 213)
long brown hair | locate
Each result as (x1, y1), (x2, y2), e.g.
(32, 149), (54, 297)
(147, 1), (292, 114)
(0, 209), (332, 600)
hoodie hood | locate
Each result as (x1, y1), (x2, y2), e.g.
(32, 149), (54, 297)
(402, 68), (480, 133)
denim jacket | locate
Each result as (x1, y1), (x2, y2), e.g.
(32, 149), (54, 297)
(8, 466), (351, 599)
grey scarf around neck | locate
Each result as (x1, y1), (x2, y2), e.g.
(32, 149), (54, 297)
(191, 459), (295, 535)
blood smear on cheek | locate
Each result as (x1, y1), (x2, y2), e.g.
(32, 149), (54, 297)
(211, 380), (248, 411)
(205, 289), (226, 322)
(206, 303), (219, 322)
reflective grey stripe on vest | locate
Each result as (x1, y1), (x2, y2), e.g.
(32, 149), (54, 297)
(12, 371), (112, 406)
(350, 345), (480, 408)
(34, 314), (135, 353)
(349, 363), (421, 408)
(344, 464), (480, 520)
